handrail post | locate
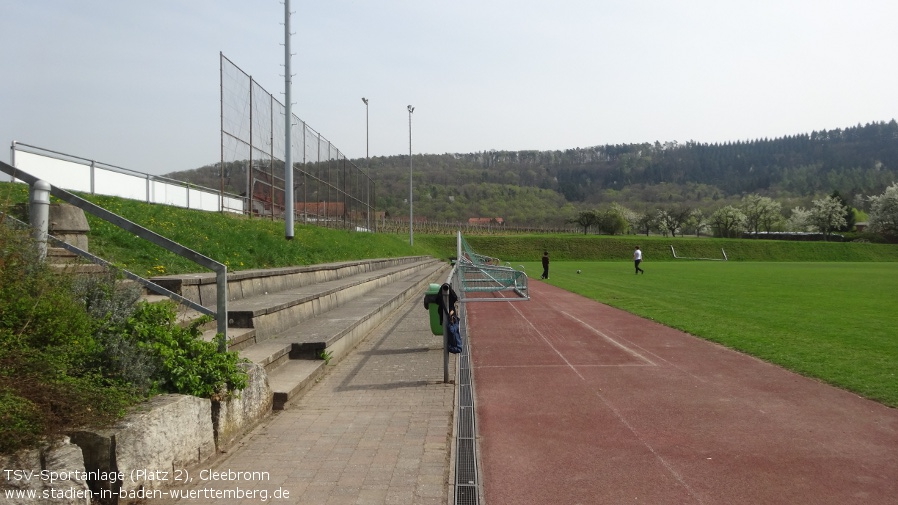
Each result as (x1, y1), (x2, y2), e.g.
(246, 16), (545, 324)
(216, 266), (229, 352)
(29, 180), (51, 261)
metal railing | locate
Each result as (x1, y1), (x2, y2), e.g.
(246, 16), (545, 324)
(9, 142), (245, 214)
(0, 160), (229, 347)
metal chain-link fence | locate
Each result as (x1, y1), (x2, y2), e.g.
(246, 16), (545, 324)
(221, 53), (376, 231)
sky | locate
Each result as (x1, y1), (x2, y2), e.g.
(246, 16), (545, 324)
(2, 0), (897, 176)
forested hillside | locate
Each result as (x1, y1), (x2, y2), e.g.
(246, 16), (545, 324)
(169, 120), (898, 227)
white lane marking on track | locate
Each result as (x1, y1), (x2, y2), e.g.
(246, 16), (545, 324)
(560, 311), (658, 366)
(508, 299), (585, 380)
(590, 387), (705, 504)
(477, 364), (655, 368)
(512, 285), (704, 503)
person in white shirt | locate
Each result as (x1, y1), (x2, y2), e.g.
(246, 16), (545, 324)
(633, 246), (644, 274)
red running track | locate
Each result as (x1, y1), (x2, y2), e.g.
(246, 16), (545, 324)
(466, 282), (898, 505)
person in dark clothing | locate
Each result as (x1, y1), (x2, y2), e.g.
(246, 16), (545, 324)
(541, 251), (550, 279)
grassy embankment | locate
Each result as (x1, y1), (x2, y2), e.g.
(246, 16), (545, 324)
(0, 182), (441, 276)
(414, 234), (898, 263)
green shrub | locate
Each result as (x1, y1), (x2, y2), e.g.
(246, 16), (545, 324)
(0, 222), (136, 454)
(0, 387), (43, 454)
(0, 216), (246, 455)
(125, 302), (248, 399)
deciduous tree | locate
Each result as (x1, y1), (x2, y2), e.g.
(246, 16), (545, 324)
(635, 210), (658, 236)
(868, 182), (898, 236)
(741, 194), (782, 235)
(657, 206), (692, 237)
(786, 206), (813, 232)
(569, 210), (599, 235)
(809, 195), (847, 240)
(710, 205), (746, 238)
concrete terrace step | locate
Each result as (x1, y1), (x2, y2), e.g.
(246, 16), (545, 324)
(249, 261), (449, 409)
(143, 255), (449, 411)
(268, 360), (324, 410)
(146, 256), (439, 351)
(225, 257), (442, 340)
(149, 256), (435, 307)
(240, 261), (448, 372)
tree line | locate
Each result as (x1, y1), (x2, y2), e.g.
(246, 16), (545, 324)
(357, 120), (898, 226)
(168, 120), (898, 230)
(568, 182), (898, 242)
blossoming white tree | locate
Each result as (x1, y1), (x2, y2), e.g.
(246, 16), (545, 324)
(809, 195), (847, 241)
(868, 182), (898, 235)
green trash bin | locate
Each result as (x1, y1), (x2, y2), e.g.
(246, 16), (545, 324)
(422, 283), (444, 335)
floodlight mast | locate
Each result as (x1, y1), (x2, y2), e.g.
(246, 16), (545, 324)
(362, 97), (369, 231)
(283, 0), (295, 240)
(407, 105), (414, 246)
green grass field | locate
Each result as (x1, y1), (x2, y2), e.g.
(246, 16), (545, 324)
(519, 260), (898, 407)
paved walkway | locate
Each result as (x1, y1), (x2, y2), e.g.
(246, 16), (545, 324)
(164, 294), (456, 505)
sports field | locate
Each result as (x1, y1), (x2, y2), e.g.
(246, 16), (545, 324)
(519, 260), (898, 407)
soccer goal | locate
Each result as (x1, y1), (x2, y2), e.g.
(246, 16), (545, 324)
(454, 232), (529, 301)
(670, 245), (728, 261)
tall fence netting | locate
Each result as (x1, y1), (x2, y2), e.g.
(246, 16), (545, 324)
(221, 53), (375, 231)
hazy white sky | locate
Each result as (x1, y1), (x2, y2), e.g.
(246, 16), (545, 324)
(2, 1), (897, 175)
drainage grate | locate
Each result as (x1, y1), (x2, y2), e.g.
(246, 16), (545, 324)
(459, 365), (471, 386)
(454, 306), (480, 505)
(457, 407), (474, 438)
(456, 438), (477, 484)
(456, 484), (478, 505)
(459, 384), (472, 407)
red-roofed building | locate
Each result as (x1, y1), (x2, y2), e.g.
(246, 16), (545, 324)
(468, 217), (504, 225)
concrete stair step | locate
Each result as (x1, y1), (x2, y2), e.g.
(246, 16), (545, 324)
(47, 246), (78, 260)
(225, 258), (441, 340)
(246, 261), (449, 410)
(149, 256), (435, 307)
(237, 341), (294, 371)
(268, 360), (327, 410)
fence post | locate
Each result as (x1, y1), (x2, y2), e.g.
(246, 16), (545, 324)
(216, 266), (229, 352)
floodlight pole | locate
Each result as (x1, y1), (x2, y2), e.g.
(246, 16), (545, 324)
(362, 97), (369, 231)
(283, 0), (295, 240)
(408, 105), (414, 246)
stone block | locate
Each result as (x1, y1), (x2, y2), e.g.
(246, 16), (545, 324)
(212, 362), (273, 451)
(71, 394), (214, 504)
(49, 203), (90, 251)
(0, 438), (91, 505)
